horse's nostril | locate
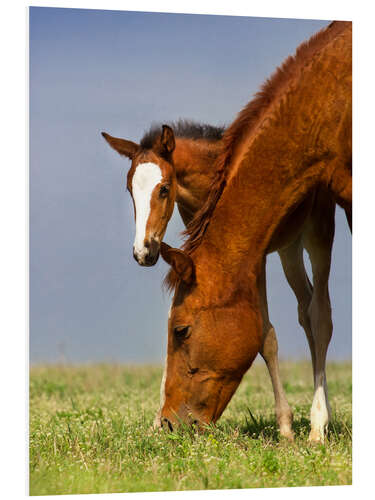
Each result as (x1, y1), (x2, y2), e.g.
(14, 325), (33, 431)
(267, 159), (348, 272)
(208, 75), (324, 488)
(162, 417), (173, 432)
(144, 240), (150, 249)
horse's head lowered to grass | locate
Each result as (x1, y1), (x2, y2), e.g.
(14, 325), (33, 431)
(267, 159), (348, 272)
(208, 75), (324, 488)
(157, 242), (263, 430)
(155, 21), (351, 434)
(102, 126), (177, 266)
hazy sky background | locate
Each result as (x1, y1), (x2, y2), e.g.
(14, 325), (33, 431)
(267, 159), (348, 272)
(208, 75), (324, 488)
(30, 8), (351, 364)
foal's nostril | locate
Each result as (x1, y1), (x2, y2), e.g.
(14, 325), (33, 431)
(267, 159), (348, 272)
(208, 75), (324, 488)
(145, 253), (159, 266)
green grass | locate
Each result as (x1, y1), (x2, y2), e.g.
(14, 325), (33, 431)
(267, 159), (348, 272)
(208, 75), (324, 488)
(29, 361), (352, 495)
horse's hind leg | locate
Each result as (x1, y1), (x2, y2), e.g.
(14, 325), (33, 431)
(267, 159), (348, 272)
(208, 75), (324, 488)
(279, 191), (335, 443)
(259, 259), (294, 440)
(303, 190), (336, 443)
(278, 238), (315, 377)
(345, 207), (352, 232)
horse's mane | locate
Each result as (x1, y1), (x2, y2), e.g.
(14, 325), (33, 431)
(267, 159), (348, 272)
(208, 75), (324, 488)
(164, 21), (351, 292)
(140, 119), (225, 150)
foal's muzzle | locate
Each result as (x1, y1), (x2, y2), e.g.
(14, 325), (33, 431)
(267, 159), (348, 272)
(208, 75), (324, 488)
(133, 238), (160, 266)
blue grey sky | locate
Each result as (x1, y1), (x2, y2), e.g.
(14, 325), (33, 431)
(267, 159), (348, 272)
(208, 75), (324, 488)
(29, 8), (351, 363)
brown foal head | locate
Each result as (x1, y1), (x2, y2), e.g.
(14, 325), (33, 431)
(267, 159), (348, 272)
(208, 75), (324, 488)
(157, 243), (262, 431)
(102, 125), (177, 266)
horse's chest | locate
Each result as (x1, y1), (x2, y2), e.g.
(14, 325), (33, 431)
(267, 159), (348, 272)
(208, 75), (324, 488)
(267, 193), (315, 253)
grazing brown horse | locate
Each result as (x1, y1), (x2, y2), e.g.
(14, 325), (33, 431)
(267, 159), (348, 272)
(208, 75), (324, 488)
(102, 120), (337, 441)
(155, 20), (351, 443)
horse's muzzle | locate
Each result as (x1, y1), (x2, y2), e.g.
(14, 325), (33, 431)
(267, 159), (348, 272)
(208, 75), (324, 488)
(133, 238), (160, 266)
(158, 407), (201, 432)
(161, 417), (174, 432)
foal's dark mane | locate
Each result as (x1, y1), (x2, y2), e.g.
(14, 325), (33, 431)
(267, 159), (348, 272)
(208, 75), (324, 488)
(140, 119), (225, 150)
(164, 21), (350, 292)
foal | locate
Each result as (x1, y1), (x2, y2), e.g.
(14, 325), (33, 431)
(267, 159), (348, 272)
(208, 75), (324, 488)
(102, 120), (336, 441)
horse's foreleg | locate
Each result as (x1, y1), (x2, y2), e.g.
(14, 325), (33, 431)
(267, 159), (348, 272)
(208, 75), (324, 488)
(258, 259), (294, 440)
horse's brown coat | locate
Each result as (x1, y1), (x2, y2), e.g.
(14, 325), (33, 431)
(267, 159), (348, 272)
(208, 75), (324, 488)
(179, 20), (352, 257)
(102, 21), (351, 442)
(159, 21), (351, 441)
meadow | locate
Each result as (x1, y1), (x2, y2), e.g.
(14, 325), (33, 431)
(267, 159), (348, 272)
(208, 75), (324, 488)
(29, 361), (352, 495)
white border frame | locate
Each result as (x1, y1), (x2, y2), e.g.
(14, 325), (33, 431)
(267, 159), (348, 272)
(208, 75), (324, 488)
(1, 1), (373, 498)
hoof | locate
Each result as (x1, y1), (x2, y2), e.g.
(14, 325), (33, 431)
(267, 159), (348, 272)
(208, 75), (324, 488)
(280, 428), (294, 442)
(308, 428), (325, 444)
(152, 410), (162, 430)
(278, 412), (294, 442)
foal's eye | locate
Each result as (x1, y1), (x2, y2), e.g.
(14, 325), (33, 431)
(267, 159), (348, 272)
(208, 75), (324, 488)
(173, 325), (191, 339)
(159, 185), (170, 198)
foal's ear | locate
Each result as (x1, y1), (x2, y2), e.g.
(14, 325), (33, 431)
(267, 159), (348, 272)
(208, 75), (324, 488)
(160, 242), (195, 285)
(101, 132), (139, 160)
(159, 125), (176, 156)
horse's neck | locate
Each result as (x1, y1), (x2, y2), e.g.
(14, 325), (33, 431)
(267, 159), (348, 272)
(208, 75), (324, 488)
(195, 29), (351, 284)
(173, 138), (222, 224)
(195, 153), (329, 295)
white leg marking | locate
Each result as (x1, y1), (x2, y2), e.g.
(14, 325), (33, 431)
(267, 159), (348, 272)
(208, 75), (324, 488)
(153, 356), (168, 429)
(132, 162), (162, 261)
(159, 357), (168, 410)
(310, 383), (329, 442)
(159, 305), (172, 409)
(153, 306), (171, 429)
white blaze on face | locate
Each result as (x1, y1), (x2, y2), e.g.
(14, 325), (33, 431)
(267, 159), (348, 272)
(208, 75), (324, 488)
(132, 162), (162, 259)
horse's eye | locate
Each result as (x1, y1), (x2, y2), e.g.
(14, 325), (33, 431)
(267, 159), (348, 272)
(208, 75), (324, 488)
(159, 185), (170, 198)
(173, 325), (191, 339)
